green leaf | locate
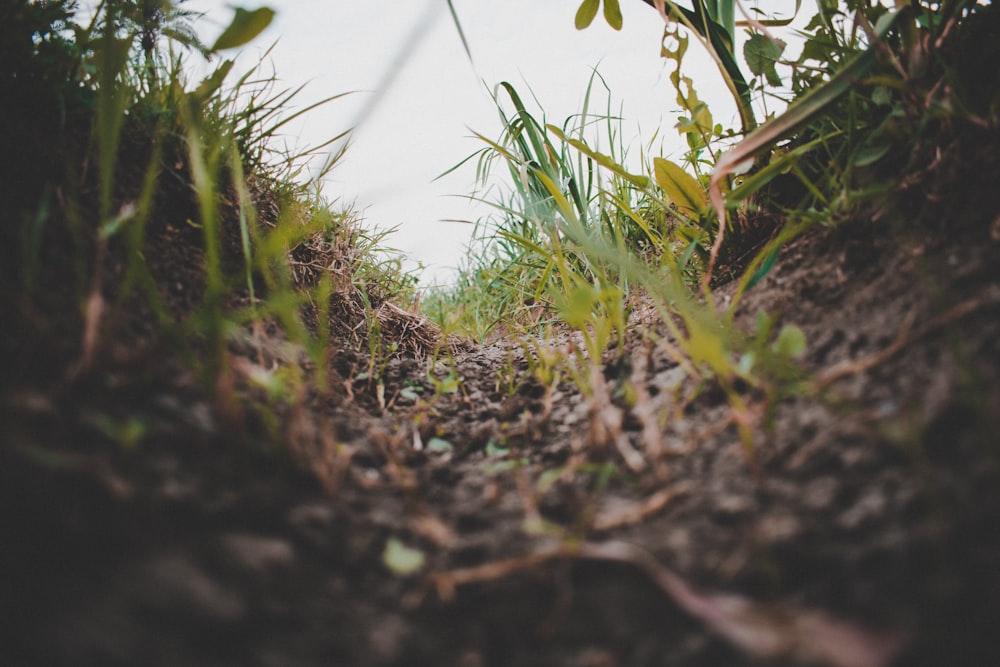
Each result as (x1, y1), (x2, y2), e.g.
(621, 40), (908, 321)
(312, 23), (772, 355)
(382, 538), (426, 576)
(546, 125), (650, 187)
(772, 325), (807, 359)
(744, 0), (802, 27)
(709, 9), (906, 225)
(744, 33), (784, 87)
(558, 284), (598, 329)
(211, 7), (275, 52)
(99, 202), (137, 240)
(653, 158), (707, 218)
(426, 437), (454, 453)
(754, 310), (775, 337)
(575, 0), (600, 29)
(871, 86), (893, 106)
(445, 0), (472, 63)
(660, 1), (756, 132)
(851, 141), (892, 168)
(747, 246), (780, 287)
(86, 411), (148, 450)
(485, 440), (510, 457)
(684, 315), (730, 376)
(603, 0), (623, 30)
(191, 59), (234, 104)
(799, 37), (834, 64)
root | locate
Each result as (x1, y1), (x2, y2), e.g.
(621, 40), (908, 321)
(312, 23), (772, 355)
(431, 539), (903, 667)
(816, 291), (1000, 389)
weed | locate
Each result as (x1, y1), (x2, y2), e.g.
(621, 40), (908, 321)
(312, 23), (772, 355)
(1, 0), (422, 454)
(430, 1), (995, 469)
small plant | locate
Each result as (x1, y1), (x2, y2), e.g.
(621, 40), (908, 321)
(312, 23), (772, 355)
(1, 0), (423, 450)
(577, 0), (756, 133)
(428, 365), (462, 398)
(428, 78), (774, 462)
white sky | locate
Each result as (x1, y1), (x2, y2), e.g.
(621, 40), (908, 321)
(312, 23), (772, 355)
(182, 0), (800, 285)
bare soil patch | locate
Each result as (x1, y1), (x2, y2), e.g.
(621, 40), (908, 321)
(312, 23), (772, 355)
(3, 196), (999, 666)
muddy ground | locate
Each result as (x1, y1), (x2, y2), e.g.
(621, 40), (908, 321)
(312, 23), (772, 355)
(3, 206), (999, 667)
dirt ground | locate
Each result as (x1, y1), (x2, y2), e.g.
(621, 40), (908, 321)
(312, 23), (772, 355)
(3, 187), (999, 667)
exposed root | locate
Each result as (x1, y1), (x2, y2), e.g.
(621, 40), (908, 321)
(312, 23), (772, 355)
(590, 484), (689, 532)
(816, 290), (1000, 389)
(628, 349), (671, 479)
(431, 539), (903, 667)
(588, 363), (646, 473)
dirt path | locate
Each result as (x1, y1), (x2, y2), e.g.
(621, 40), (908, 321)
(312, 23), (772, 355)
(4, 219), (999, 666)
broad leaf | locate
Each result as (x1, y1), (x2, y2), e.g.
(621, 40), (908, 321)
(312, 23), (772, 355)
(744, 33), (784, 87)
(603, 0), (623, 30)
(709, 10), (906, 226)
(653, 0), (756, 132)
(852, 141), (892, 167)
(654, 158), (706, 218)
(575, 0), (600, 29)
(211, 7), (275, 52)
(426, 437), (454, 453)
(772, 325), (806, 358)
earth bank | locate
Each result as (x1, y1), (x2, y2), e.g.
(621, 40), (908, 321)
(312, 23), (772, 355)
(3, 209), (999, 666)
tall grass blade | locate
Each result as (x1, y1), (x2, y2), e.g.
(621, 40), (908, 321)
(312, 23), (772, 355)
(446, 0), (473, 63)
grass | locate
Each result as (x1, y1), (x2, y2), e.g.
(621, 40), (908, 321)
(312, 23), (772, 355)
(422, 79), (721, 457)
(425, 75), (687, 339)
(4, 5), (998, 662)
(3, 0), (992, 465)
(5, 6), (1000, 667)
(0, 1), (419, 435)
(422, 0), (994, 465)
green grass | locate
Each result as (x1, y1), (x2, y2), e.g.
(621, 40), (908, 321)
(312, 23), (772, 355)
(423, 0), (993, 461)
(0, 0), (417, 416)
(4, 0), (992, 462)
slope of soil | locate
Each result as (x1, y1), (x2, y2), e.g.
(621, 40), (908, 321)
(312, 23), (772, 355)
(3, 206), (998, 666)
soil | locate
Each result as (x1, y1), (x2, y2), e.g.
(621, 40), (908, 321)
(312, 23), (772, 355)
(2, 44), (1000, 662)
(3, 192), (999, 667)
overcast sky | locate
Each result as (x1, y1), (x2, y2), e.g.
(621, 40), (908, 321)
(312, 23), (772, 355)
(183, 0), (797, 285)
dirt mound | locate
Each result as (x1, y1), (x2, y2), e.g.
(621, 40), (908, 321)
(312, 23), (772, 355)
(3, 205), (999, 665)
